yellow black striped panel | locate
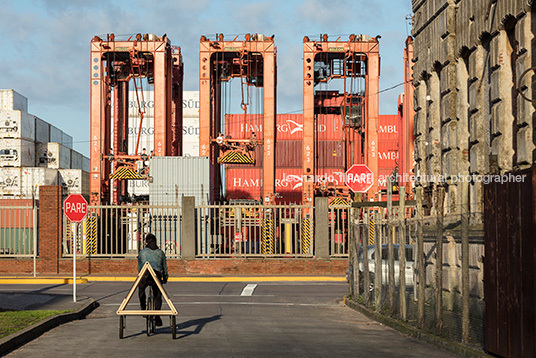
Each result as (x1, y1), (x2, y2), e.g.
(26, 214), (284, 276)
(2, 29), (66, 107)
(110, 167), (144, 180)
(369, 219), (375, 245)
(218, 151), (255, 164)
(261, 218), (275, 254)
(301, 218), (312, 254)
(84, 217), (97, 255)
(329, 197), (349, 207)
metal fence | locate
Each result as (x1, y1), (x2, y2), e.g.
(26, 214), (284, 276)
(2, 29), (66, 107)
(196, 204), (314, 257)
(348, 188), (485, 348)
(0, 205), (37, 257)
(63, 204), (182, 258)
(328, 204), (350, 257)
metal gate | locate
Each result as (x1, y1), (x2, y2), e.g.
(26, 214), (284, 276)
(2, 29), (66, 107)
(63, 204), (182, 258)
(196, 204), (314, 257)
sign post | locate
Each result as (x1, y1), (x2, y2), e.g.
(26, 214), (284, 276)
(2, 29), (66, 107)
(63, 194), (88, 302)
(345, 164), (375, 193)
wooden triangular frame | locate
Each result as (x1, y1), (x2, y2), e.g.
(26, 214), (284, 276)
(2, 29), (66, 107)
(116, 262), (178, 316)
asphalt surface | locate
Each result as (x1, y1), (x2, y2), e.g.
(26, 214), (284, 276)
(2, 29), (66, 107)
(1, 280), (455, 357)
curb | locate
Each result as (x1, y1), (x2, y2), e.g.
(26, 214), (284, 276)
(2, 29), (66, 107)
(343, 297), (490, 358)
(0, 276), (346, 283)
(0, 298), (99, 356)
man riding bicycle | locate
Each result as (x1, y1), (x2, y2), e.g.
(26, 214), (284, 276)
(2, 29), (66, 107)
(138, 233), (168, 327)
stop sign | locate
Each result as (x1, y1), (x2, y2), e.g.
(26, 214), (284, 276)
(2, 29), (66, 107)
(345, 164), (374, 193)
(63, 194), (88, 222)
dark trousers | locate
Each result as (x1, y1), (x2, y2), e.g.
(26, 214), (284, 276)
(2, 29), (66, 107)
(138, 271), (162, 312)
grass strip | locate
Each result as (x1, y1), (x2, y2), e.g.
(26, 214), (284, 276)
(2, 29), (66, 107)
(0, 309), (71, 339)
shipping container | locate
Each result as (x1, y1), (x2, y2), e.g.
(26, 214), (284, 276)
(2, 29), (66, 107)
(0, 138), (36, 167)
(36, 142), (71, 169)
(0, 167), (58, 199)
(82, 157), (90, 172)
(183, 116), (199, 146)
(315, 140), (345, 168)
(58, 169), (89, 198)
(70, 150), (84, 170)
(149, 156), (210, 205)
(0, 90), (28, 112)
(0, 198), (34, 229)
(316, 114), (344, 141)
(49, 125), (62, 143)
(128, 180), (149, 196)
(378, 114), (399, 141)
(275, 167), (302, 203)
(377, 140), (399, 169)
(276, 140), (302, 168)
(225, 168), (262, 202)
(34, 117), (50, 144)
(128, 90), (155, 118)
(183, 91), (199, 117)
(225, 113), (304, 141)
(277, 114), (303, 141)
(61, 132), (73, 149)
(183, 140), (199, 157)
(0, 111), (35, 141)
(126, 115), (154, 155)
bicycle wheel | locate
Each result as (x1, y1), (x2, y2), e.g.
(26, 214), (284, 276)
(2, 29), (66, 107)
(119, 315), (124, 339)
(146, 295), (154, 336)
(171, 315), (176, 339)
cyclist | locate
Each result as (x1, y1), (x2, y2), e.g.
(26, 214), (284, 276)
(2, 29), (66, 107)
(137, 233), (168, 326)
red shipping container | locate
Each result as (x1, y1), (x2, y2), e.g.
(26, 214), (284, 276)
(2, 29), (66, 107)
(316, 114), (345, 141)
(275, 168), (302, 204)
(315, 141), (345, 169)
(277, 114), (303, 140)
(378, 115), (398, 141)
(0, 198), (34, 228)
(377, 140), (399, 168)
(225, 168), (262, 201)
(276, 141), (302, 168)
(225, 113), (304, 141)
(225, 113), (263, 140)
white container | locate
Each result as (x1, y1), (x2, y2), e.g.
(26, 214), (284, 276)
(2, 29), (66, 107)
(58, 169), (89, 198)
(0, 168), (22, 196)
(0, 111), (36, 140)
(0, 167), (58, 199)
(127, 115), (154, 155)
(128, 90), (155, 118)
(20, 167), (58, 199)
(82, 157), (90, 172)
(183, 91), (199, 117)
(34, 117), (50, 144)
(70, 150), (84, 170)
(183, 140), (199, 156)
(0, 90), (28, 112)
(36, 142), (71, 169)
(128, 179), (149, 196)
(62, 132), (73, 149)
(0, 138), (36, 167)
(50, 125), (62, 143)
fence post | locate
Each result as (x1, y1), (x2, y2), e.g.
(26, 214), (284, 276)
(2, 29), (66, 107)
(363, 210), (370, 306)
(461, 180), (470, 343)
(436, 186), (444, 334)
(374, 210), (382, 311)
(315, 197), (329, 259)
(182, 196), (196, 259)
(38, 186), (63, 274)
(399, 186), (407, 320)
(416, 187), (425, 328)
(387, 178), (395, 315)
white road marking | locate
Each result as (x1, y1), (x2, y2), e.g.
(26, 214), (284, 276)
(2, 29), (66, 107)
(240, 283), (257, 296)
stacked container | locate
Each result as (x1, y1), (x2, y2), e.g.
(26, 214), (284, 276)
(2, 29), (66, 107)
(58, 169), (89, 197)
(0, 89), (90, 200)
(377, 114), (399, 190)
(183, 91), (200, 156)
(36, 142), (71, 169)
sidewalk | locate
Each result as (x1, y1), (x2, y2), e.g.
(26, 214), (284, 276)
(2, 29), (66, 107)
(0, 292), (97, 355)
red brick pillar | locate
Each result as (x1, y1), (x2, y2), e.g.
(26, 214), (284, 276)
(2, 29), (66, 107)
(38, 186), (63, 273)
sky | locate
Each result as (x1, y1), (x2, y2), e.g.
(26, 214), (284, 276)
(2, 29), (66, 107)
(0, 0), (413, 157)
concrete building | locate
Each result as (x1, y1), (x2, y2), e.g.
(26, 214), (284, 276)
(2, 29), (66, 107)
(411, 0), (535, 215)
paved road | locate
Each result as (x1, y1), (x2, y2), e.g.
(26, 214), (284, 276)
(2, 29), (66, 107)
(3, 281), (454, 357)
